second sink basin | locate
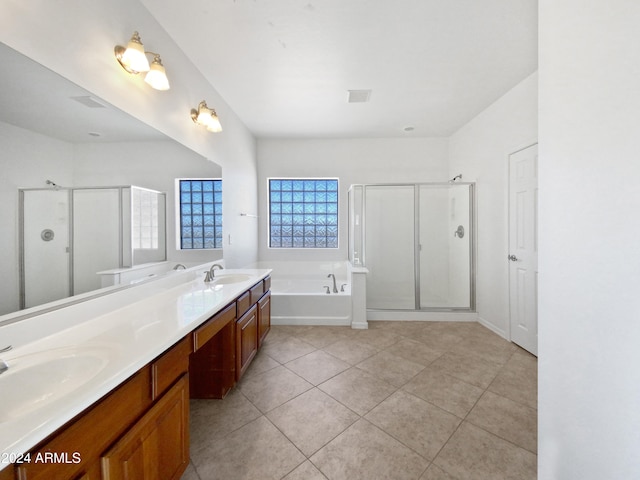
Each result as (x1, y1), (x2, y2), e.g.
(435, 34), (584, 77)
(0, 345), (114, 423)
(211, 273), (251, 285)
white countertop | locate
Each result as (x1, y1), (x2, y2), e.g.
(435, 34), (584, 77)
(0, 267), (271, 469)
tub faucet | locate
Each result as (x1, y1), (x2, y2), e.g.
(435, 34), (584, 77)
(0, 359), (8, 375)
(327, 274), (338, 293)
(204, 263), (224, 283)
(173, 263), (186, 270)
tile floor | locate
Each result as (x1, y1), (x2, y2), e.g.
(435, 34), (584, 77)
(181, 321), (537, 480)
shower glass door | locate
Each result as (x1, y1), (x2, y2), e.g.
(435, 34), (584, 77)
(362, 183), (474, 311)
(418, 184), (472, 309)
(21, 189), (71, 308)
(364, 185), (416, 309)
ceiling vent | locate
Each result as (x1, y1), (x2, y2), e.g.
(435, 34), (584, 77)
(347, 89), (372, 103)
(70, 96), (107, 108)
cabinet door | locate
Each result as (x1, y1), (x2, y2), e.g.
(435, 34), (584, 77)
(236, 304), (258, 380)
(101, 375), (189, 480)
(258, 292), (271, 348)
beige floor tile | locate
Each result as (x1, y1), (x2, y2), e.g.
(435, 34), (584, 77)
(351, 328), (402, 349)
(238, 365), (313, 413)
(241, 349), (281, 380)
(428, 351), (502, 389)
(433, 422), (537, 480)
(260, 335), (317, 364)
(384, 337), (443, 367)
(318, 367), (397, 416)
(321, 338), (379, 365)
(402, 368), (484, 418)
(466, 391), (537, 453)
(292, 326), (351, 348)
(191, 416), (306, 480)
(285, 350), (351, 385)
(267, 388), (359, 456)
(282, 460), (328, 480)
(411, 328), (464, 351)
(419, 464), (457, 480)
(451, 336), (517, 366)
(180, 462), (200, 480)
(365, 390), (461, 460)
(310, 419), (429, 480)
(189, 390), (262, 455)
(488, 351), (538, 410)
(355, 350), (425, 387)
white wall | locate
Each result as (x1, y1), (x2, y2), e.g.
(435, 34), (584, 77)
(256, 138), (449, 263)
(0, 122), (75, 315)
(448, 72), (538, 336)
(0, 0), (258, 269)
(539, 1), (640, 478)
(74, 140), (224, 265)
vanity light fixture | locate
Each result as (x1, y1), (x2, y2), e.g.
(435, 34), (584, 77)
(114, 31), (170, 91)
(190, 101), (223, 133)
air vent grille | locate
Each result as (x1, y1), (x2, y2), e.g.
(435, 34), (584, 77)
(347, 89), (372, 103)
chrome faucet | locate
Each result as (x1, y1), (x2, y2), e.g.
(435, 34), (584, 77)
(204, 263), (224, 283)
(327, 274), (338, 293)
(0, 346), (10, 375)
(173, 263), (186, 270)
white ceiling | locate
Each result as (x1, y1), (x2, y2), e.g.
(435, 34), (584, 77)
(143, 0), (538, 138)
(0, 43), (166, 144)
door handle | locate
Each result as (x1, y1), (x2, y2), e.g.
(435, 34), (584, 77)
(508, 254), (518, 261)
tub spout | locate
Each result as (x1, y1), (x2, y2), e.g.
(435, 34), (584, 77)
(327, 274), (338, 293)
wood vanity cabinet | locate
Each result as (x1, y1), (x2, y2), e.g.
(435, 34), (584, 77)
(258, 291), (271, 348)
(236, 304), (258, 380)
(14, 337), (191, 480)
(189, 303), (236, 399)
(101, 374), (189, 480)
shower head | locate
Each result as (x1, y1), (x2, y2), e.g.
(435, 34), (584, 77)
(46, 179), (61, 190)
(449, 174), (462, 184)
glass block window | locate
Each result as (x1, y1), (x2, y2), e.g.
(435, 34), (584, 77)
(269, 178), (339, 248)
(132, 187), (159, 249)
(179, 179), (222, 249)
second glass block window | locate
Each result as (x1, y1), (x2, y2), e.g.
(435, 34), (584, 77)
(269, 178), (338, 248)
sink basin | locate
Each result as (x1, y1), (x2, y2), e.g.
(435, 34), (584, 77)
(0, 345), (113, 423)
(211, 273), (251, 285)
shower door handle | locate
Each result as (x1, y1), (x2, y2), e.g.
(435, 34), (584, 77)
(508, 254), (518, 261)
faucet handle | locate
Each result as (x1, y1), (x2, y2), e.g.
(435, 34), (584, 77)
(340, 284), (347, 292)
(323, 285), (331, 294)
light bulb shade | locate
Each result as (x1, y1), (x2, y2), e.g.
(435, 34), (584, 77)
(144, 56), (170, 90)
(118, 32), (150, 73)
(191, 101), (222, 133)
(205, 111), (223, 132)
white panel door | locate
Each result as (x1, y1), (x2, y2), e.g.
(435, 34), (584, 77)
(509, 144), (538, 355)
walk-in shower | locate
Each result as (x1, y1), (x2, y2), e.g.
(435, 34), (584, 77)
(349, 183), (475, 312)
(19, 185), (166, 309)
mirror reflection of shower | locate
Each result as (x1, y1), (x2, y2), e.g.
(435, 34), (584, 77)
(19, 185), (166, 309)
(349, 182), (475, 311)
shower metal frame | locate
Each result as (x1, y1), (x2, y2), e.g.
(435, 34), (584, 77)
(18, 185), (167, 310)
(357, 182), (476, 312)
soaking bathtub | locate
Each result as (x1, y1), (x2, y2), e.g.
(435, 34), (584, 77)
(248, 261), (352, 326)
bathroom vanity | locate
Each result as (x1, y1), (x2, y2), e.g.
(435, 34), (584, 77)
(0, 267), (271, 480)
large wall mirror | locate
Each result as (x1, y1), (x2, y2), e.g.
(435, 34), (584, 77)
(0, 42), (223, 322)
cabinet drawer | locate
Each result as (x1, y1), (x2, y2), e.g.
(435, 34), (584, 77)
(151, 336), (191, 400)
(236, 291), (251, 318)
(263, 275), (271, 291)
(193, 303), (236, 351)
(249, 281), (264, 304)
